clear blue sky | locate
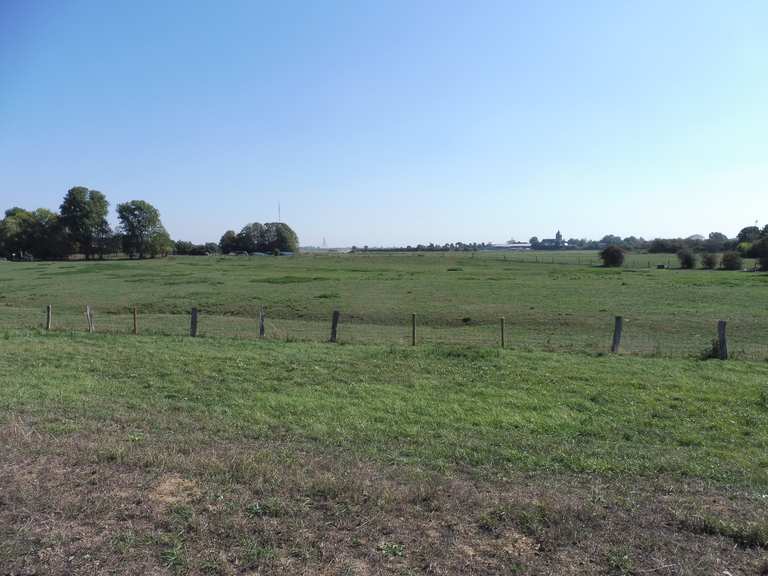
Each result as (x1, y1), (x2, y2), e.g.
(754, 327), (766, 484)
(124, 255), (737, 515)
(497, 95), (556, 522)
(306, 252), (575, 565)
(1, 0), (766, 246)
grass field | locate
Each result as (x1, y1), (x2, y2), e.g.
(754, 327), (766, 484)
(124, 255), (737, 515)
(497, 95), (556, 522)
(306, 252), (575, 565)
(2, 253), (768, 574)
(1, 251), (767, 358)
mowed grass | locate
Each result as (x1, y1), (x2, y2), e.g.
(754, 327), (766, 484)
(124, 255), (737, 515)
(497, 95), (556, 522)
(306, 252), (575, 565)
(2, 332), (767, 488)
(1, 251), (767, 358)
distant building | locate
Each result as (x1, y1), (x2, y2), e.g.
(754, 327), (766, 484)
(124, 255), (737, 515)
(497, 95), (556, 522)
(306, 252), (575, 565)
(483, 242), (531, 251)
(539, 230), (567, 249)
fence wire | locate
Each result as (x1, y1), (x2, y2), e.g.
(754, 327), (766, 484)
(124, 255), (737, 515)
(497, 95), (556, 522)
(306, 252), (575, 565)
(1, 305), (767, 361)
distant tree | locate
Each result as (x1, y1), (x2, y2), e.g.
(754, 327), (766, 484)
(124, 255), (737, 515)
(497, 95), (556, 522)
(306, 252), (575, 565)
(273, 222), (299, 253)
(677, 248), (696, 269)
(737, 226), (761, 244)
(721, 251), (743, 271)
(232, 221), (299, 253)
(600, 245), (625, 267)
(236, 222), (266, 253)
(600, 234), (623, 246)
(701, 253), (719, 270)
(752, 237), (768, 271)
(174, 240), (194, 255)
(649, 238), (684, 253)
(204, 242), (219, 254)
(529, 236), (540, 248)
(28, 209), (68, 260)
(116, 200), (165, 259)
(59, 187), (109, 259)
(148, 225), (173, 258)
(703, 232), (728, 253)
(0, 208), (33, 258)
(219, 230), (238, 254)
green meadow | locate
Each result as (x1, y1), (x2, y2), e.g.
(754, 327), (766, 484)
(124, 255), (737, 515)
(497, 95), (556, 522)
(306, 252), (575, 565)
(1, 251), (766, 358)
(2, 253), (768, 574)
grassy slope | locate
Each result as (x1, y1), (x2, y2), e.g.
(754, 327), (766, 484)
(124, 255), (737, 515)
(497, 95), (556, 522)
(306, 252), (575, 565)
(3, 332), (767, 488)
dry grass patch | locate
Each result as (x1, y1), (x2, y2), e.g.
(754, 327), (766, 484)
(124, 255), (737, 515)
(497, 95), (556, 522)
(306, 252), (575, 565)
(2, 418), (768, 575)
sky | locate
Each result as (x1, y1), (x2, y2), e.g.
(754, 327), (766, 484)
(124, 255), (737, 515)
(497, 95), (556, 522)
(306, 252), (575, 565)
(1, 0), (767, 247)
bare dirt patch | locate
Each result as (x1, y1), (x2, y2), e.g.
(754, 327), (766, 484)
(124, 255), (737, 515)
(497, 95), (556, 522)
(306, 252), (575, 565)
(1, 417), (767, 575)
(149, 475), (202, 509)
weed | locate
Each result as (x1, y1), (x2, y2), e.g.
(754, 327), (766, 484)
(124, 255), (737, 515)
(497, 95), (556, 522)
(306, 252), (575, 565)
(378, 542), (405, 557)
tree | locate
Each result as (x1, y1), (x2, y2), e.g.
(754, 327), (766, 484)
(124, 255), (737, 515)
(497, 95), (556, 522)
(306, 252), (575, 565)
(231, 222), (299, 253)
(737, 226), (761, 244)
(116, 200), (166, 259)
(600, 234), (622, 245)
(529, 236), (539, 248)
(219, 230), (238, 254)
(677, 249), (696, 269)
(721, 251), (743, 271)
(147, 225), (173, 258)
(701, 253), (719, 270)
(600, 245), (625, 267)
(59, 187), (109, 259)
(0, 208), (33, 258)
(752, 237), (768, 271)
(272, 222), (299, 253)
(174, 240), (194, 255)
(28, 209), (67, 260)
(236, 222), (266, 253)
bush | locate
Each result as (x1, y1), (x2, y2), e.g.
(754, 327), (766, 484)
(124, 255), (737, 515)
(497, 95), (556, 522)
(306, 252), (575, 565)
(752, 238), (768, 271)
(701, 253), (719, 270)
(677, 249), (696, 269)
(721, 251), (743, 271)
(600, 245), (625, 267)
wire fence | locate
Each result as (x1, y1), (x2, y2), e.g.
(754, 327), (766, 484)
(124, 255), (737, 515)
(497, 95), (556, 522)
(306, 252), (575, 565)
(2, 304), (767, 361)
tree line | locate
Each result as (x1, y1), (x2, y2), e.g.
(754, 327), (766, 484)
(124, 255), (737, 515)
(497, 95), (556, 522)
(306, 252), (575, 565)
(598, 225), (768, 271)
(0, 187), (300, 260)
(536, 226), (768, 256)
(0, 188), (173, 260)
(218, 222), (299, 255)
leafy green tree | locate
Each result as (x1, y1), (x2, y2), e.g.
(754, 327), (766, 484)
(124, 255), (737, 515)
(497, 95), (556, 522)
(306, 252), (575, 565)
(59, 187), (109, 259)
(701, 253), (719, 270)
(274, 222), (299, 253)
(721, 251), (743, 270)
(236, 222), (266, 253)
(116, 200), (166, 259)
(219, 230), (238, 253)
(148, 225), (173, 258)
(28, 209), (67, 259)
(752, 237), (768, 271)
(599, 245), (625, 267)
(0, 208), (34, 258)
(174, 240), (194, 255)
(737, 226), (761, 244)
(677, 249), (696, 269)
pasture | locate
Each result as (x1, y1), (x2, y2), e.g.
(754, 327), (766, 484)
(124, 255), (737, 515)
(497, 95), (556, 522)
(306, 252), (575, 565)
(0, 251), (767, 358)
(1, 252), (768, 575)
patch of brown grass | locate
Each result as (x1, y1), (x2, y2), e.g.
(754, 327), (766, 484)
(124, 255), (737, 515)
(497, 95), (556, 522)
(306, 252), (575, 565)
(1, 416), (767, 575)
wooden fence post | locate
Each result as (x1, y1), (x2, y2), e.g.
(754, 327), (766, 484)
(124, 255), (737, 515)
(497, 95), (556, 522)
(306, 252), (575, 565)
(611, 316), (623, 353)
(190, 307), (198, 337)
(45, 305), (52, 331)
(411, 313), (416, 346)
(717, 320), (728, 360)
(85, 305), (94, 333)
(500, 317), (506, 348)
(132, 307), (138, 335)
(330, 310), (340, 343)
(258, 305), (265, 338)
